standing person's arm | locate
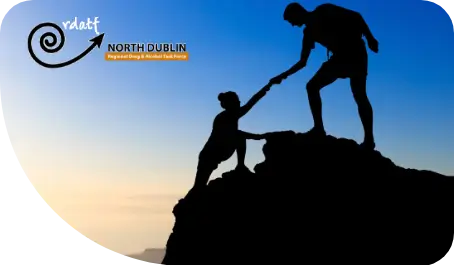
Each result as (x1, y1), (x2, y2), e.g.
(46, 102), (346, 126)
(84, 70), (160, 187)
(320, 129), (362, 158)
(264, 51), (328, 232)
(353, 11), (379, 53)
(270, 31), (315, 84)
(356, 13), (374, 40)
(293, 32), (315, 74)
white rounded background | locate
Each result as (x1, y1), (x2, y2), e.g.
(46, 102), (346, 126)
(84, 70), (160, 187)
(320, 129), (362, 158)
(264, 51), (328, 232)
(0, 0), (453, 264)
(0, 0), (181, 264)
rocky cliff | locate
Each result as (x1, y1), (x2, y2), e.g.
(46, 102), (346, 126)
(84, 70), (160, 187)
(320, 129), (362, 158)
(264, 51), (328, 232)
(162, 131), (453, 264)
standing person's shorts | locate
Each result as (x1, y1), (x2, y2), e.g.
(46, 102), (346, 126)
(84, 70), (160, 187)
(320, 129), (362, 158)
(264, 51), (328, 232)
(317, 41), (368, 79)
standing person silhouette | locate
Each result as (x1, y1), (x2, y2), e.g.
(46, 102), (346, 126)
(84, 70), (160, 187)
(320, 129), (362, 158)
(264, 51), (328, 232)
(192, 83), (273, 190)
(270, 2), (379, 149)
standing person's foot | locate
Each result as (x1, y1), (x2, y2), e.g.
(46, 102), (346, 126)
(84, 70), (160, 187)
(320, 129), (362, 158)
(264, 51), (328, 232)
(359, 139), (376, 150)
(305, 127), (327, 137)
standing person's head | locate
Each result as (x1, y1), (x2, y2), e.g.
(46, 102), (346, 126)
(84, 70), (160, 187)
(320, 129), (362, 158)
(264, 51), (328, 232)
(218, 91), (241, 111)
(283, 2), (308, 27)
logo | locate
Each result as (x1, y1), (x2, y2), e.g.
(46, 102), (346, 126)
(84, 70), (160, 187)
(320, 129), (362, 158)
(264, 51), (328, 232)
(62, 17), (101, 35)
(27, 17), (104, 68)
(104, 42), (189, 61)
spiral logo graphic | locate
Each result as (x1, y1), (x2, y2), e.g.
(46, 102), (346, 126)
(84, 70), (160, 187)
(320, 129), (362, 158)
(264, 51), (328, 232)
(27, 22), (105, 69)
(27, 22), (66, 68)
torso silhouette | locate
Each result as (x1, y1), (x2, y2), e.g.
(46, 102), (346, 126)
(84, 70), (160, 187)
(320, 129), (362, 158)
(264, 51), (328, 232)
(197, 85), (269, 163)
(304, 4), (364, 54)
(200, 110), (239, 161)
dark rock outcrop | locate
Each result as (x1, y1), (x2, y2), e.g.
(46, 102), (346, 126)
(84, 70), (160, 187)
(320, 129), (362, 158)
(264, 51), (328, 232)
(162, 131), (454, 265)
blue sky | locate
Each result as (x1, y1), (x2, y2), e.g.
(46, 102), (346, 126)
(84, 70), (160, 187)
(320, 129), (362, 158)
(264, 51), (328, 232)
(0, 0), (453, 253)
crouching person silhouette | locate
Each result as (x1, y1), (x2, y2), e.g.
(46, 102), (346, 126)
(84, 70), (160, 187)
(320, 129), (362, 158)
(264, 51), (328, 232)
(192, 83), (272, 190)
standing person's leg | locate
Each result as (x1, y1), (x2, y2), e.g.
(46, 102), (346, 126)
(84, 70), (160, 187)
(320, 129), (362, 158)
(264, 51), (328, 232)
(306, 59), (339, 135)
(348, 42), (375, 149)
(350, 76), (375, 149)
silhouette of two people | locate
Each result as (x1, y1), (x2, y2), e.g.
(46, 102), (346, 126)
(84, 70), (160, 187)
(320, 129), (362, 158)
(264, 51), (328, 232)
(270, 2), (378, 149)
(190, 2), (379, 190)
(192, 84), (273, 190)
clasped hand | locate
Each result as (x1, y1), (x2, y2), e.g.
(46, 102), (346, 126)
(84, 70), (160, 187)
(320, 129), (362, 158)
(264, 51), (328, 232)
(269, 73), (288, 85)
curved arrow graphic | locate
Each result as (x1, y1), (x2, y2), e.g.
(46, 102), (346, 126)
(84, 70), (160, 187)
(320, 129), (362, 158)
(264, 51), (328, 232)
(27, 22), (104, 68)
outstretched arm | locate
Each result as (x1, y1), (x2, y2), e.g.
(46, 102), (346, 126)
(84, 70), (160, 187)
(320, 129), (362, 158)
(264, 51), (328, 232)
(238, 83), (271, 118)
(238, 130), (263, 140)
(284, 36), (314, 77)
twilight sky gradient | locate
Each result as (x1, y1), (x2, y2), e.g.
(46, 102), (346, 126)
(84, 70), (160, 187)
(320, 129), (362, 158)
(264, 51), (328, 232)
(1, 0), (453, 255)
